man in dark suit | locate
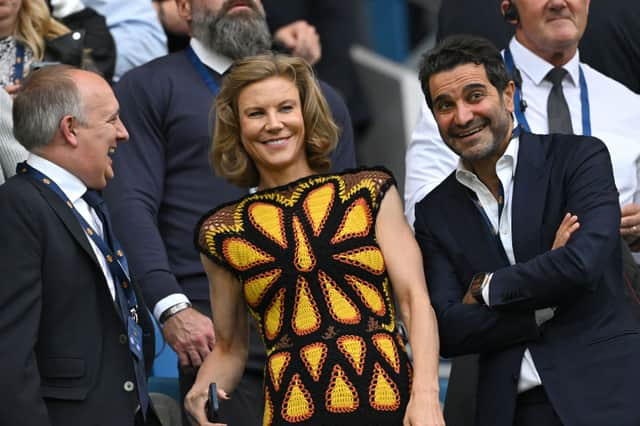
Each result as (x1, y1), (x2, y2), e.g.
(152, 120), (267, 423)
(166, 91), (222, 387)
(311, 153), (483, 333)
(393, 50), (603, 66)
(414, 35), (640, 426)
(0, 65), (158, 426)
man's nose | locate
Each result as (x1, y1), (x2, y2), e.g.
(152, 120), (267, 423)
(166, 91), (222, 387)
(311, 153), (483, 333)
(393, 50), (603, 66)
(116, 118), (129, 141)
(453, 103), (474, 126)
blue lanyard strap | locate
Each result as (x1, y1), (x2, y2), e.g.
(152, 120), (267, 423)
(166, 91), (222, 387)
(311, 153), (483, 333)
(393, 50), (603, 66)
(185, 45), (220, 95)
(14, 43), (25, 85)
(467, 187), (511, 266)
(503, 47), (591, 136)
(464, 126), (519, 265)
(18, 163), (143, 357)
(19, 162), (150, 416)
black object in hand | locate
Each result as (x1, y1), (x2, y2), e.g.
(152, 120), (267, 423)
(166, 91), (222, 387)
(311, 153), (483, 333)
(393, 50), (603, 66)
(206, 383), (220, 422)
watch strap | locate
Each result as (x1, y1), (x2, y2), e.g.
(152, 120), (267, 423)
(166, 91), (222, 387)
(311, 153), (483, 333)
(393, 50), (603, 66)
(470, 272), (490, 305)
(159, 301), (192, 324)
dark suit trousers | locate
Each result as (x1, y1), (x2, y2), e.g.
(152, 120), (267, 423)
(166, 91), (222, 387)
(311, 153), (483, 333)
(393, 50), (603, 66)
(135, 405), (163, 426)
(443, 355), (478, 426)
(514, 387), (563, 426)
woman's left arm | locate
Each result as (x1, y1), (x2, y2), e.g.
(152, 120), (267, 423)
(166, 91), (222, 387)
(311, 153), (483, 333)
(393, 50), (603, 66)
(375, 186), (445, 426)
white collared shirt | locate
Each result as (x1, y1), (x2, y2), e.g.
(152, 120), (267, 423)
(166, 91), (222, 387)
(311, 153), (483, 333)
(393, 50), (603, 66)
(405, 37), (640, 227)
(27, 154), (116, 300)
(189, 38), (233, 75)
(454, 137), (548, 393)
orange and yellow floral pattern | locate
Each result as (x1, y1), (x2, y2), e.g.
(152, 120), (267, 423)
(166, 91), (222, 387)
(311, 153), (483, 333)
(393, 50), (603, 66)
(197, 168), (412, 425)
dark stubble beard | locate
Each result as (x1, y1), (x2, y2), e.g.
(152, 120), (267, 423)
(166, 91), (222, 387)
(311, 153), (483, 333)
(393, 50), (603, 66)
(191, 1), (272, 60)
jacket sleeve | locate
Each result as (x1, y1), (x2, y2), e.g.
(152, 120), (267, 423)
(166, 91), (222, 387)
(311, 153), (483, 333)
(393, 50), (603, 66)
(489, 139), (621, 311)
(0, 189), (51, 426)
(414, 208), (539, 358)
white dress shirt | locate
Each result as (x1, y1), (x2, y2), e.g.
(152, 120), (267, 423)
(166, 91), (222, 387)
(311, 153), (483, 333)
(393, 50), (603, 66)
(455, 136), (550, 392)
(190, 38), (233, 75)
(405, 36), (640, 227)
(152, 39), (234, 321)
(27, 154), (116, 300)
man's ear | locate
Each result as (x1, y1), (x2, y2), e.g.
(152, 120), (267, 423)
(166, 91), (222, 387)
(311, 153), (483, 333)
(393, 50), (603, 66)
(175, 0), (192, 23)
(60, 115), (79, 146)
(503, 80), (516, 113)
(501, 0), (519, 24)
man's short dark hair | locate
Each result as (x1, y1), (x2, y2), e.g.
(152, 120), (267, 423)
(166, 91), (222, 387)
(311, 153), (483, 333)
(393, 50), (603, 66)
(419, 35), (512, 110)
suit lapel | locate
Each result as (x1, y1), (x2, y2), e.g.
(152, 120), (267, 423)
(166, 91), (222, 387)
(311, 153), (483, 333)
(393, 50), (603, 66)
(29, 177), (101, 266)
(443, 178), (512, 272)
(511, 132), (551, 262)
(25, 175), (126, 324)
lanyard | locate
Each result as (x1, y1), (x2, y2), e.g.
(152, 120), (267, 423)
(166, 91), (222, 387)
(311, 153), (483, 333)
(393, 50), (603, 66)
(18, 162), (144, 361)
(468, 187), (511, 266)
(464, 127), (520, 265)
(503, 47), (591, 136)
(14, 43), (25, 85)
(185, 45), (220, 95)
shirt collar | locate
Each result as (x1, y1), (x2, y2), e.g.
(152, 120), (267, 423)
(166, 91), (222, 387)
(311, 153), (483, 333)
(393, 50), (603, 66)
(189, 38), (233, 75)
(455, 130), (520, 184)
(509, 36), (581, 87)
(27, 153), (87, 203)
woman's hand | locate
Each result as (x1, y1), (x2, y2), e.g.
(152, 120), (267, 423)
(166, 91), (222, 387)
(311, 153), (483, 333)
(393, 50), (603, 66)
(403, 391), (445, 426)
(184, 383), (230, 426)
(552, 213), (580, 249)
(4, 83), (20, 97)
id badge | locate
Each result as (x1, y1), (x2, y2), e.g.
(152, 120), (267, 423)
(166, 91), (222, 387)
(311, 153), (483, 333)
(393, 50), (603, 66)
(127, 316), (144, 361)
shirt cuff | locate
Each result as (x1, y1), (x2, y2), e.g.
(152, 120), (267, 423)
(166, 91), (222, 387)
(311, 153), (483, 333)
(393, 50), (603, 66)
(481, 273), (493, 306)
(154, 293), (191, 322)
(49, 0), (85, 19)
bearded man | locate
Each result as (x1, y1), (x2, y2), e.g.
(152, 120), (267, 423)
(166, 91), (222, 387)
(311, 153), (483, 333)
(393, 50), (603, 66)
(102, 1), (356, 424)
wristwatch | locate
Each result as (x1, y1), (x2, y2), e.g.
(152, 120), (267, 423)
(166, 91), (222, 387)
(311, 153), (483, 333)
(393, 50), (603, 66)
(159, 301), (192, 325)
(469, 272), (491, 305)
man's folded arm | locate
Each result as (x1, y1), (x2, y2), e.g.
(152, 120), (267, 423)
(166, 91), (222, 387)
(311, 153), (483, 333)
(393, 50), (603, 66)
(414, 213), (539, 358)
(489, 139), (621, 312)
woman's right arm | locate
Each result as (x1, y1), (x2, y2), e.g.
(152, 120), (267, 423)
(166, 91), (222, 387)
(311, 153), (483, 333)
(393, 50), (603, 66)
(185, 255), (249, 425)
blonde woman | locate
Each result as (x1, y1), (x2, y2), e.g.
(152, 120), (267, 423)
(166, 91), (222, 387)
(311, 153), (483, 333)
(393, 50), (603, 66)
(0, 0), (67, 93)
(186, 54), (445, 426)
(1, 0), (115, 94)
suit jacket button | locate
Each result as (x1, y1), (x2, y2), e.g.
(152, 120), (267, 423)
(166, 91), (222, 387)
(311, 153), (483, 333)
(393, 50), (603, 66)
(124, 381), (135, 392)
(119, 334), (127, 344)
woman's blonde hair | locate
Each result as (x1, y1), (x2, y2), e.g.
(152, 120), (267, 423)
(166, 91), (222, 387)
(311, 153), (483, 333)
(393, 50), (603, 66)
(212, 54), (339, 188)
(16, 0), (69, 60)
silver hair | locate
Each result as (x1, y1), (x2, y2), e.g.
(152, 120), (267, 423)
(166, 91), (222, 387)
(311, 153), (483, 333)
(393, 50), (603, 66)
(13, 65), (85, 151)
(191, 0), (272, 60)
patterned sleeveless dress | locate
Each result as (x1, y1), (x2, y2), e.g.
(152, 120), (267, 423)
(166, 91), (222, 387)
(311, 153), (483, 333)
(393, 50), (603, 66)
(196, 168), (412, 425)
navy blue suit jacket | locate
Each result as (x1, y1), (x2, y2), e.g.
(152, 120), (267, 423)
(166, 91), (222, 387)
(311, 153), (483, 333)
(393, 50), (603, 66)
(414, 132), (640, 425)
(0, 174), (155, 426)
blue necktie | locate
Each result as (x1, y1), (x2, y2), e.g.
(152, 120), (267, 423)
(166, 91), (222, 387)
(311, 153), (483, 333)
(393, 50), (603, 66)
(82, 190), (150, 418)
